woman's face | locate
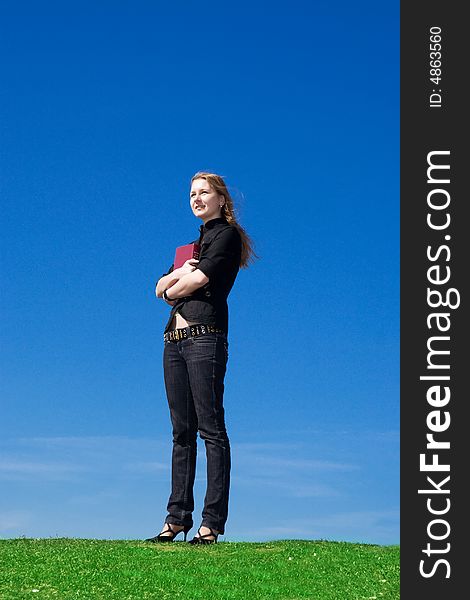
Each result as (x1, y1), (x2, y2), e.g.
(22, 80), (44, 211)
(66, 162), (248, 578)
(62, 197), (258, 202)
(190, 178), (224, 223)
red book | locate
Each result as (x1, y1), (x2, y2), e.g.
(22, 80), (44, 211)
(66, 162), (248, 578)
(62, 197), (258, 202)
(173, 243), (200, 269)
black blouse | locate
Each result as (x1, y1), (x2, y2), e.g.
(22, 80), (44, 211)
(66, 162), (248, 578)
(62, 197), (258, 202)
(162, 217), (242, 334)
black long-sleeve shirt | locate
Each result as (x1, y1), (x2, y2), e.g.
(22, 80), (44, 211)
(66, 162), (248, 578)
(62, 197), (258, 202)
(162, 217), (242, 334)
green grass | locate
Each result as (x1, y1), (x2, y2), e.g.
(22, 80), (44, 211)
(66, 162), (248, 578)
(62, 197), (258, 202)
(0, 538), (399, 600)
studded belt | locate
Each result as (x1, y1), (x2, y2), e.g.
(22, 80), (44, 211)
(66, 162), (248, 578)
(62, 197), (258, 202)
(163, 323), (225, 343)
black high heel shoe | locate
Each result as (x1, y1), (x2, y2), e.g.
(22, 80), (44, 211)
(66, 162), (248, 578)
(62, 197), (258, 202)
(145, 523), (191, 543)
(188, 526), (219, 545)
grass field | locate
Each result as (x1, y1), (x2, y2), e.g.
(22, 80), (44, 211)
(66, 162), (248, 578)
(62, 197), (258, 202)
(0, 538), (399, 600)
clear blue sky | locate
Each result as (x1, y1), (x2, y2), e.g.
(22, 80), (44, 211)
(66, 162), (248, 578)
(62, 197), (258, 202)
(1, 0), (399, 544)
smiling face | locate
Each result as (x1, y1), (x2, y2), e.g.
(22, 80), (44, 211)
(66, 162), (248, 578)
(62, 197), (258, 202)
(190, 178), (225, 223)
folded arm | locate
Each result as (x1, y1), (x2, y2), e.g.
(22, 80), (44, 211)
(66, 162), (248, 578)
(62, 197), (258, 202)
(155, 270), (180, 298)
(155, 258), (200, 298)
(157, 227), (240, 303)
(165, 269), (209, 300)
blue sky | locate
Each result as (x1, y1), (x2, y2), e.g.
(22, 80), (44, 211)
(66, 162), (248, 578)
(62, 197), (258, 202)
(1, 1), (399, 545)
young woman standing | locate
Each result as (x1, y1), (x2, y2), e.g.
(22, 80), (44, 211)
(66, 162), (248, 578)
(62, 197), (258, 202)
(147, 172), (256, 544)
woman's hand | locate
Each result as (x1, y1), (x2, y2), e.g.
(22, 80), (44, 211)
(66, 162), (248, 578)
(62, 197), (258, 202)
(178, 258), (199, 276)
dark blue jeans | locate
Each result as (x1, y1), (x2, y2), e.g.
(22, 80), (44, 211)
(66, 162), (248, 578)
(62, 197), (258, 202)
(163, 332), (231, 534)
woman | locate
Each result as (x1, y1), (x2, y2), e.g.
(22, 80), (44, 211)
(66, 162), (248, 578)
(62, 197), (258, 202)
(147, 172), (256, 545)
